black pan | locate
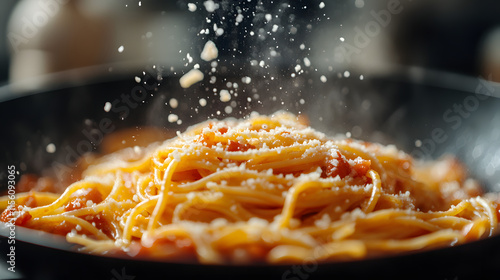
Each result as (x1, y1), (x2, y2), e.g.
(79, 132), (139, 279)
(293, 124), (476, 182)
(1, 65), (500, 279)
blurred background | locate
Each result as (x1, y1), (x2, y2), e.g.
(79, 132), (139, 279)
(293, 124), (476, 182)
(1, 0), (500, 91)
(2, 1), (500, 279)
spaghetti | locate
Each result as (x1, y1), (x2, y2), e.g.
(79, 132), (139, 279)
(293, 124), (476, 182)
(1, 111), (498, 263)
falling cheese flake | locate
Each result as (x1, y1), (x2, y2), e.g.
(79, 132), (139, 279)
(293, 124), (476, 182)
(187, 3), (197, 12)
(215, 28), (224, 36)
(235, 13), (244, 23)
(117, 45), (124, 53)
(168, 114), (179, 123)
(303, 57), (311, 67)
(169, 98), (179, 108)
(203, 0), (218, 12)
(186, 53), (193, 63)
(201, 40), (218, 61)
(104, 102), (112, 112)
(319, 2), (325, 9)
(46, 143), (56, 153)
(219, 89), (231, 102)
(179, 69), (204, 88)
(241, 76), (252, 84)
(320, 75), (327, 83)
